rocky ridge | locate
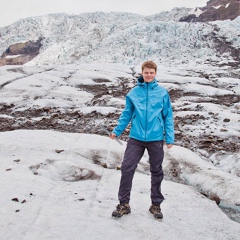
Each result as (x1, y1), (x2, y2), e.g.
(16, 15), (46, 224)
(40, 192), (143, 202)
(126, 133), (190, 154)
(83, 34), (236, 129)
(180, 0), (240, 22)
(0, 38), (42, 66)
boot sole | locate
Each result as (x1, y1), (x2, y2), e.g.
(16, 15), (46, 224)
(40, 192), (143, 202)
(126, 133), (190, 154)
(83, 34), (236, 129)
(112, 210), (131, 218)
(149, 210), (163, 219)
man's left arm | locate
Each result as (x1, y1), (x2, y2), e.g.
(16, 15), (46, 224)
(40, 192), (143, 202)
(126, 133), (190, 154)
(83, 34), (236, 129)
(162, 92), (174, 147)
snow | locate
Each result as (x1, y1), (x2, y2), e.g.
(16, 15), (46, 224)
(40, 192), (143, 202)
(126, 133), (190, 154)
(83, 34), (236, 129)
(165, 146), (240, 204)
(213, 2), (231, 9)
(0, 10), (240, 236)
(213, 5), (224, 9)
(148, 7), (192, 22)
(214, 17), (240, 49)
(226, 3), (231, 8)
(189, 8), (204, 17)
(182, 83), (234, 96)
(1, 13), (240, 66)
(80, 106), (117, 114)
(0, 114), (14, 119)
(0, 129), (240, 240)
(5, 54), (22, 59)
(0, 70), (25, 83)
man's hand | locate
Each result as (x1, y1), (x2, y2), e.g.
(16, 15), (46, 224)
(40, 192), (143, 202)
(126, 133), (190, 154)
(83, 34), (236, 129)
(167, 144), (173, 149)
(109, 133), (116, 139)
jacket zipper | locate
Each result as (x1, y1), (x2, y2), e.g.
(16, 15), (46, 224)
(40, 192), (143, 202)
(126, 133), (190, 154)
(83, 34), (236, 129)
(145, 83), (149, 141)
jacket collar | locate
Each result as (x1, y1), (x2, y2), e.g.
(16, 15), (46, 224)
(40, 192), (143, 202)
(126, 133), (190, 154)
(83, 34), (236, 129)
(137, 76), (158, 89)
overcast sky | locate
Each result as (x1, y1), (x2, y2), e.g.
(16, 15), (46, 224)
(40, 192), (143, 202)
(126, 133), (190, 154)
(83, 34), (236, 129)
(0, 0), (209, 27)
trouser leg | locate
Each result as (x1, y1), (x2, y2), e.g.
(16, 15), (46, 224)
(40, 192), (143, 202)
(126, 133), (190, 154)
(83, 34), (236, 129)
(147, 141), (164, 206)
(118, 138), (145, 203)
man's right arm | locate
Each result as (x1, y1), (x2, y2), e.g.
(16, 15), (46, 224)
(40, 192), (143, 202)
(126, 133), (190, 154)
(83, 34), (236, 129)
(112, 95), (134, 137)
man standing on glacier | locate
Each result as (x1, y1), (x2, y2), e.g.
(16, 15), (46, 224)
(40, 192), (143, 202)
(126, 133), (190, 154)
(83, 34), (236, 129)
(109, 61), (174, 219)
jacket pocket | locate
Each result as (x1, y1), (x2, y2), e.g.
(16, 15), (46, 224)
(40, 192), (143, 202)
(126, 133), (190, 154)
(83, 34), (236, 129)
(131, 114), (137, 129)
(158, 116), (164, 129)
(132, 114), (136, 122)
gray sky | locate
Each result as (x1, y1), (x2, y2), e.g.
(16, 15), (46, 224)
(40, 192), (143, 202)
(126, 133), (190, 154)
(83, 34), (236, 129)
(0, 0), (208, 27)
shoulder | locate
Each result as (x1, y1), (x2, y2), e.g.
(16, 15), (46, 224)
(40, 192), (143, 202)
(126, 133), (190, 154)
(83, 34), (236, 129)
(156, 83), (169, 94)
(127, 85), (141, 95)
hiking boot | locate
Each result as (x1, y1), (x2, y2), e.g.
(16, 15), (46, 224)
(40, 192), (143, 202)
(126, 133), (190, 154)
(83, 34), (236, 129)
(149, 205), (163, 219)
(112, 203), (131, 218)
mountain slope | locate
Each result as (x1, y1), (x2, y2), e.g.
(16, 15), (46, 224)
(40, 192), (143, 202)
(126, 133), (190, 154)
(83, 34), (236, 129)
(0, 12), (240, 66)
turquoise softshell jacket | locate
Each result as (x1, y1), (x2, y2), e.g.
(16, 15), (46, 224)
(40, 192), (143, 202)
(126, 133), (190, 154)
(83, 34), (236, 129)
(113, 77), (174, 144)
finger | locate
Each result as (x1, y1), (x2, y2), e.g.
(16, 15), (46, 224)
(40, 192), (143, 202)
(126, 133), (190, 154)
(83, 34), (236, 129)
(110, 133), (116, 139)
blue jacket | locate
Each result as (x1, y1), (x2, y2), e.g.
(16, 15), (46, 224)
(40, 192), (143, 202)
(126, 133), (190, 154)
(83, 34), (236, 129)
(113, 77), (174, 144)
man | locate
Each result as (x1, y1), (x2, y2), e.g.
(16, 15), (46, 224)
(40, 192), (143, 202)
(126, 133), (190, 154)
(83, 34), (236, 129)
(110, 61), (174, 219)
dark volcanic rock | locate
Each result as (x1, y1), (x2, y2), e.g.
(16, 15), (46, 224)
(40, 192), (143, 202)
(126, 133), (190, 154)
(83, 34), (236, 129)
(0, 38), (43, 66)
(180, 0), (240, 22)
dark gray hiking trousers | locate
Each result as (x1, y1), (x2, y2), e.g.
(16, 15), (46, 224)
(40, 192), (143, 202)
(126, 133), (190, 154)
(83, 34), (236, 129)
(118, 138), (164, 206)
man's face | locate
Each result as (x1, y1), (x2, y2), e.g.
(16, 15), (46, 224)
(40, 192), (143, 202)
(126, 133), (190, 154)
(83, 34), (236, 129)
(142, 68), (157, 83)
